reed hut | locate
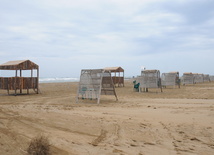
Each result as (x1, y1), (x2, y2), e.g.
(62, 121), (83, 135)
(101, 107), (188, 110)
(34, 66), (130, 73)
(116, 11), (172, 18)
(210, 76), (214, 82)
(193, 73), (204, 83)
(161, 72), (180, 88)
(136, 69), (162, 92)
(203, 74), (210, 82)
(104, 67), (124, 87)
(181, 72), (194, 85)
(0, 60), (39, 95)
(76, 69), (118, 104)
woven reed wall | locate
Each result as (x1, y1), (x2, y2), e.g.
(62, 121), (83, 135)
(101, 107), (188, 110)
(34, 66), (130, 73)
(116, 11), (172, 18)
(0, 77), (38, 90)
(182, 74), (194, 85)
(161, 73), (177, 86)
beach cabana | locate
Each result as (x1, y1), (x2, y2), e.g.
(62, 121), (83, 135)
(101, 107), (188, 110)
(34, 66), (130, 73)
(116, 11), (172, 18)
(210, 76), (214, 82)
(161, 72), (180, 88)
(203, 74), (210, 82)
(76, 69), (118, 104)
(193, 73), (204, 83)
(181, 72), (194, 85)
(136, 69), (162, 92)
(0, 60), (39, 95)
(104, 67), (124, 87)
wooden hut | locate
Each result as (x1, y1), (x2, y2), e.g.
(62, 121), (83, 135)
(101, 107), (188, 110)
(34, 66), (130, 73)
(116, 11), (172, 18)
(181, 72), (194, 85)
(0, 60), (39, 95)
(210, 76), (214, 82)
(193, 73), (204, 83)
(161, 72), (180, 88)
(203, 74), (210, 82)
(76, 69), (118, 104)
(136, 69), (162, 92)
(104, 67), (124, 87)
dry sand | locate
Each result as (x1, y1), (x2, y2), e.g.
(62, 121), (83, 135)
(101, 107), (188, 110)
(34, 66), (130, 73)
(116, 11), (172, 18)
(0, 80), (214, 155)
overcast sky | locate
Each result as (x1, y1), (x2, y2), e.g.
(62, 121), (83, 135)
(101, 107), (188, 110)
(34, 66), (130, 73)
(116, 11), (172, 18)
(0, 0), (214, 78)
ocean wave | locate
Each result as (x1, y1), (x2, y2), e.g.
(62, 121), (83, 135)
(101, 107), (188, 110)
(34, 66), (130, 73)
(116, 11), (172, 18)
(39, 77), (79, 83)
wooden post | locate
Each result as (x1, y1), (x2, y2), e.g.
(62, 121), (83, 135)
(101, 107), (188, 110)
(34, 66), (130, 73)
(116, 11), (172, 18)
(27, 78), (29, 94)
(31, 69), (33, 77)
(114, 72), (116, 87)
(178, 77), (181, 89)
(97, 71), (103, 104)
(15, 70), (17, 95)
(31, 69), (33, 94)
(7, 82), (9, 95)
(20, 69), (22, 94)
(37, 67), (39, 94)
(111, 73), (118, 101)
(159, 78), (163, 92)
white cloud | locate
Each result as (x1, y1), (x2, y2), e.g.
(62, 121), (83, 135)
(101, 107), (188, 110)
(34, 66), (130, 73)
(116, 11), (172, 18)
(8, 23), (49, 41)
(95, 34), (121, 41)
(0, 0), (214, 77)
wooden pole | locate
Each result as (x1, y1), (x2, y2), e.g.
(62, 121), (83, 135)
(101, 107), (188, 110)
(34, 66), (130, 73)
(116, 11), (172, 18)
(27, 77), (29, 94)
(119, 72), (120, 87)
(20, 69), (22, 94)
(97, 70), (103, 104)
(114, 72), (116, 87)
(15, 70), (17, 95)
(37, 67), (39, 94)
(111, 73), (118, 101)
(31, 69), (33, 93)
(7, 82), (9, 95)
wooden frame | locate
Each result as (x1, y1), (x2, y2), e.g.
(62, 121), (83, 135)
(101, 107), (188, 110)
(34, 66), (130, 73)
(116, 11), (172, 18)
(161, 72), (180, 88)
(0, 60), (39, 95)
(104, 67), (124, 87)
(182, 72), (194, 85)
(76, 69), (118, 104)
(136, 69), (162, 92)
(193, 73), (204, 84)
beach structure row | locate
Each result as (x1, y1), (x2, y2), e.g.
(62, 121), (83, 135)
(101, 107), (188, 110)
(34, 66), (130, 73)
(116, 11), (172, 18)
(0, 60), (124, 99)
(0, 59), (213, 103)
(181, 72), (211, 84)
(77, 68), (214, 103)
(133, 70), (213, 93)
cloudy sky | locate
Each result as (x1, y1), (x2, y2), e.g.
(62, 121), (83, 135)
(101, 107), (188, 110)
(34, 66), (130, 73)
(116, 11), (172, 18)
(0, 0), (214, 78)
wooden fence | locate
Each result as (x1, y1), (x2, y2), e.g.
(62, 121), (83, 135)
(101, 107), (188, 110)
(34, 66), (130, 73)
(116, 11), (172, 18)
(111, 76), (124, 87)
(0, 77), (38, 90)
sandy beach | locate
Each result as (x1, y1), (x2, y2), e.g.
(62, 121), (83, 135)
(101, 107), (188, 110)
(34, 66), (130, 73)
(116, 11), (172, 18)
(0, 80), (214, 155)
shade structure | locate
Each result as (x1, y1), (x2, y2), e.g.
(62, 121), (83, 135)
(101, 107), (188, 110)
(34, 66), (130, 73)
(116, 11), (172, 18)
(104, 67), (124, 87)
(182, 72), (194, 85)
(0, 60), (39, 95)
(161, 72), (180, 88)
(136, 69), (162, 92)
(193, 73), (204, 83)
(210, 76), (214, 82)
(76, 69), (118, 104)
(203, 74), (210, 82)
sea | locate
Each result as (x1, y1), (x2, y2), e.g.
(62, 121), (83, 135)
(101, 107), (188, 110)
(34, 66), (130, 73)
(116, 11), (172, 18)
(39, 77), (132, 83)
(39, 77), (79, 83)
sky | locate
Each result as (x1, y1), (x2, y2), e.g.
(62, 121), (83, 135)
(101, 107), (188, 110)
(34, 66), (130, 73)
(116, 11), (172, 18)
(0, 0), (214, 78)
